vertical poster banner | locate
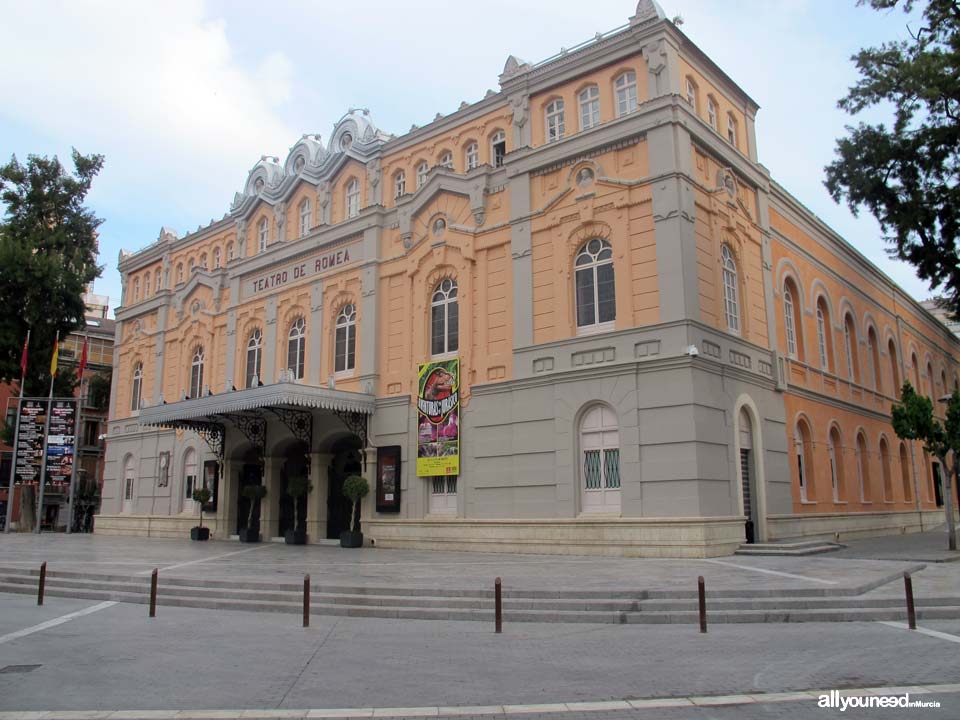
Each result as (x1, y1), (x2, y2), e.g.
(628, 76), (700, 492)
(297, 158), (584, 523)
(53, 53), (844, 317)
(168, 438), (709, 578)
(44, 400), (76, 485)
(376, 445), (402, 512)
(14, 400), (45, 484)
(416, 358), (460, 476)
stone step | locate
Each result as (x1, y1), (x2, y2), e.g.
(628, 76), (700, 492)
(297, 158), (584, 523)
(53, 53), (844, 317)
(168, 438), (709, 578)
(637, 596), (960, 612)
(735, 541), (845, 556)
(624, 606), (960, 624)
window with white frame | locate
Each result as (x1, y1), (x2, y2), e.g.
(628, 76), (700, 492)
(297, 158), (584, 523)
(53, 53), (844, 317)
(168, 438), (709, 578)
(155, 269), (161, 293)
(828, 429), (841, 502)
(299, 198), (311, 237)
(226, 242), (235, 261)
(213, 247), (221, 269)
(783, 285), (797, 358)
(346, 179), (360, 218)
(615, 71), (638, 117)
(817, 305), (829, 370)
(131, 362), (143, 412)
(176, 264), (184, 284)
(465, 142), (479, 170)
(794, 425), (808, 502)
(844, 317), (856, 381)
(245, 329), (262, 389)
(490, 131), (506, 167)
(431, 278), (459, 356)
(416, 161), (429, 188)
(579, 85), (600, 130)
(335, 304), (356, 374)
(439, 151), (453, 169)
(188, 258), (195, 274)
(684, 77), (698, 112)
(721, 244), (740, 334)
(199, 253), (207, 270)
(133, 278), (140, 303)
(574, 239), (616, 330)
(258, 218), (268, 253)
(545, 99), (565, 142)
(190, 346), (204, 399)
(727, 113), (738, 146)
(707, 97), (718, 130)
(287, 317), (306, 380)
(143, 275), (150, 299)
(394, 170), (406, 198)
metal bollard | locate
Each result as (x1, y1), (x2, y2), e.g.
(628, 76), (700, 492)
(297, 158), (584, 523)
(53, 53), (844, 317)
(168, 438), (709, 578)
(303, 574), (310, 628)
(495, 577), (502, 634)
(698, 575), (707, 633)
(149, 568), (158, 618)
(904, 572), (916, 630)
(37, 561), (46, 606)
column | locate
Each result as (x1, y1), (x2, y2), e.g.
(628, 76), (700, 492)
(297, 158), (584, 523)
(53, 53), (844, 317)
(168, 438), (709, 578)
(308, 452), (332, 542)
(261, 455), (283, 539)
(361, 446), (378, 527)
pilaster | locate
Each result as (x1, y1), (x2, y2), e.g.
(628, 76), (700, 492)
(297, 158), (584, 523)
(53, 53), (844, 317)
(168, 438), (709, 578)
(224, 310), (237, 391)
(509, 172), (533, 348)
(308, 281), (324, 386)
(263, 296), (278, 384)
(359, 227), (380, 389)
(153, 309), (167, 405)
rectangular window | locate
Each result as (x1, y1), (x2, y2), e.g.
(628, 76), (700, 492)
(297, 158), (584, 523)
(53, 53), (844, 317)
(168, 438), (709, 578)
(431, 305), (445, 357)
(335, 325), (355, 373)
(603, 448), (620, 489)
(583, 450), (602, 489)
(493, 140), (506, 167)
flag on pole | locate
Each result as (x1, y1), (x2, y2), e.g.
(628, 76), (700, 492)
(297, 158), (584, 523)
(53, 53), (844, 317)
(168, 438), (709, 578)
(50, 331), (60, 377)
(77, 337), (88, 381)
(19, 333), (29, 378)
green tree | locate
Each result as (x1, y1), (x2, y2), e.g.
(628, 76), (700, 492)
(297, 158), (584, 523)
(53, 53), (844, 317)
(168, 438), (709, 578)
(891, 381), (960, 550)
(0, 150), (104, 396)
(825, 0), (960, 317)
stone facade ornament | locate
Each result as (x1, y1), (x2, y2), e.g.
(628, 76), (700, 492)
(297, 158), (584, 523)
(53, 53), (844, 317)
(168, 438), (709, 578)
(317, 181), (331, 225)
(273, 201), (287, 235)
(630, 0), (666, 25)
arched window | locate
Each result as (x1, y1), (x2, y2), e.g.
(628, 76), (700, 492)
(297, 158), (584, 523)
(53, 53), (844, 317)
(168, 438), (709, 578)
(335, 304), (357, 374)
(707, 96), (718, 130)
(868, 327), (881, 391)
(926, 360), (934, 398)
(416, 161), (429, 189)
(143, 274), (151, 299)
(684, 76), (698, 112)
(245, 328), (262, 389)
(614, 71), (637, 117)
(574, 239), (616, 331)
(346, 179), (360, 218)
(226, 241), (235, 261)
(439, 151), (453, 169)
(199, 253), (207, 270)
(828, 426), (843, 502)
(287, 317), (306, 381)
(545, 99), (565, 143)
(431, 279), (459, 356)
(580, 405), (621, 514)
(490, 130), (506, 168)
(782, 281), (801, 359)
(721, 244), (740, 334)
(257, 218), (268, 253)
(856, 432), (871, 502)
(941, 368), (948, 397)
(190, 346), (204, 399)
(122, 455), (135, 513)
(299, 198), (311, 237)
(727, 113), (738, 147)
(176, 263), (184, 285)
(579, 85), (600, 130)
(131, 362), (143, 412)
(844, 314), (859, 383)
(188, 257), (195, 274)
(155, 268), (161, 293)
(911, 352), (921, 391)
(889, 339), (901, 397)
(465, 142), (479, 170)
(794, 420), (814, 502)
(880, 436), (893, 502)
(133, 278), (140, 303)
(213, 247), (221, 269)
(816, 298), (833, 372)
(394, 170), (406, 198)
(182, 448), (197, 512)
(899, 443), (913, 501)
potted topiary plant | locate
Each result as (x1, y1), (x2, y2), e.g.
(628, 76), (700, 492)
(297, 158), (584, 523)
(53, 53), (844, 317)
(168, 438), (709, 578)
(285, 473), (313, 545)
(340, 474), (369, 548)
(190, 486), (212, 541)
(239, 484), (267, 543)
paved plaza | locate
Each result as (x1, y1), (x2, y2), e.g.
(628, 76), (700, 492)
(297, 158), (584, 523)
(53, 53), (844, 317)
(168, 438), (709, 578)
(0, 532), (957, 719)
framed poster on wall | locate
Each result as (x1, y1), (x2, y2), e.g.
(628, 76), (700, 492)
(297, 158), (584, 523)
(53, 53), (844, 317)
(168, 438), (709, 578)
(202, 460), (219, 513)
(376, 445), (401, 513)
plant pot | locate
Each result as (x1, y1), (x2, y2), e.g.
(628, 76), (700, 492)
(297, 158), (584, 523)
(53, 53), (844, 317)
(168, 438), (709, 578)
(190, 526), (210, 541)
(285, 529), (307, 545)
(239, 527), (260, 543)
(339, 530), (363, 548)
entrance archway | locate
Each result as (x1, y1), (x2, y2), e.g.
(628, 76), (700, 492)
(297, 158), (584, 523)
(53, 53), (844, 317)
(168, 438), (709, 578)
(326, 435), (362, 539)
(235, 444), (263, 534)
(277, 440), (309, 536)
(734, 397), (767, 544)
(738, 407), (757, 543)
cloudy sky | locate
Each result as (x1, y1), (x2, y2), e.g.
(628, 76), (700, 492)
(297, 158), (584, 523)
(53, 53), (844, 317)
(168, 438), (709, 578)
(0, 0), (929, 316)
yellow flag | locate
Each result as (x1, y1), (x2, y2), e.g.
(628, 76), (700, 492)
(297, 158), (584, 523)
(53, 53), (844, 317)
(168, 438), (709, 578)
(50, 332), (59, 377)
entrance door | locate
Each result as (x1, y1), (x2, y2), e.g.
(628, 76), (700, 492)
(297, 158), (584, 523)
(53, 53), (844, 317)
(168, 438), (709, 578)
(580, 406), (621, 514)
(181, 449), (198, 514)
(429, 475), (457, 515)
(122, 457), (135, 514)
(236, 464), (262, 533)
(739, 409), (756, 544)
(327, 439), (362, 539)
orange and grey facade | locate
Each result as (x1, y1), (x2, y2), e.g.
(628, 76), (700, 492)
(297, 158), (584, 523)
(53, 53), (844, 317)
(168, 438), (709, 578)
(98, 1), (960, 556)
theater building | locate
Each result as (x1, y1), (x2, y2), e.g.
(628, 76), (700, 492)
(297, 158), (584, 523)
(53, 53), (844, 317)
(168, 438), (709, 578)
(98, 0), (960, 556)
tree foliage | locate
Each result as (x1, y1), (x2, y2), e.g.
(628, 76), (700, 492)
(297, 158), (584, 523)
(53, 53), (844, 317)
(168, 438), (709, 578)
(0, 150), (104, 396)
(825, 0), (960, 317)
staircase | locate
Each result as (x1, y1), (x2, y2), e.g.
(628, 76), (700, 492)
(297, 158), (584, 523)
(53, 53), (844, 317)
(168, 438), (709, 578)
(735, 540), (845, 556)
(1, 565), (956, 625)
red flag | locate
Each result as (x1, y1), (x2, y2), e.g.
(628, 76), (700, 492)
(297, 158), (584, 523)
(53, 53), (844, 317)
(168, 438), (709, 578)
(77, 337), (88, 381)
(19, 333), (28, 378)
